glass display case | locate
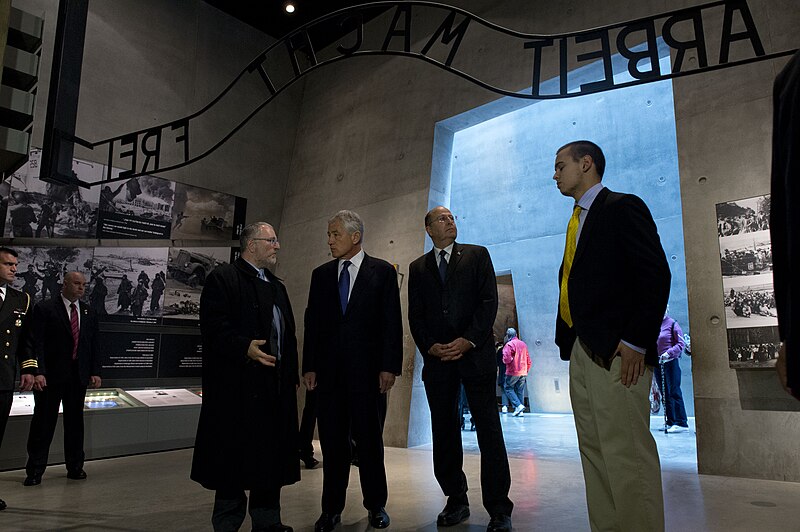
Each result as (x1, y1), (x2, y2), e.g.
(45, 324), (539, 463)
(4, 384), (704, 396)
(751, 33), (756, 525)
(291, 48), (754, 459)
(11, 389), (140, 416)
(125, 388), (203, 407)
(84, 389), (139, 410)
(3, 387), (201, 470)
(10, 392), (44, 416)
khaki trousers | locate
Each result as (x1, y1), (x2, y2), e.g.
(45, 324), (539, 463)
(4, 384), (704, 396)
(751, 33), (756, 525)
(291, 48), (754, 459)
(569, 339), (665, 532)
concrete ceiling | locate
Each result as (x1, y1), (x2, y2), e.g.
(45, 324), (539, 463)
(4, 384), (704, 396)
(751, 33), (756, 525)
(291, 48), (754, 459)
(203, 0), (386, 49)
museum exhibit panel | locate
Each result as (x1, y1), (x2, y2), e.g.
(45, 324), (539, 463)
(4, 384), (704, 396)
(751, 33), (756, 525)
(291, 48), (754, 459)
(0, 4), (797, 528)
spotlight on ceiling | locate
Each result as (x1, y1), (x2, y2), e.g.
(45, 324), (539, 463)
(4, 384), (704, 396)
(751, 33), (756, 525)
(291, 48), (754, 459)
(285, 3), (295, 13)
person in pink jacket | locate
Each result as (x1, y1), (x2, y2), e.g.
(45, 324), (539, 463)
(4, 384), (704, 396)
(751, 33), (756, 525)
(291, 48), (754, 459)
(502, 328), (532, 416)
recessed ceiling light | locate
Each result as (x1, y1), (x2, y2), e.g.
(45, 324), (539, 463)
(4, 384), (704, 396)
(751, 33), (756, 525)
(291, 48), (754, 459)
(285, 3), (295, 13)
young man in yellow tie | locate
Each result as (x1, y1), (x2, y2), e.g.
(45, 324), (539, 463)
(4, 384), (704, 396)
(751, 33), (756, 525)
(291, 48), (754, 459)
(554, 141), (671, 532)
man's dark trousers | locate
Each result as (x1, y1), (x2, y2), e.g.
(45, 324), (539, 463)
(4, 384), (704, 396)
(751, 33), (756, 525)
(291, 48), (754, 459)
(26, 361), (86, 475)
(424, 370), (513, 516)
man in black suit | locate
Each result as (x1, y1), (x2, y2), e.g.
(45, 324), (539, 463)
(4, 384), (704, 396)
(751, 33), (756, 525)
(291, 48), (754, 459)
(553, 141), (670, 531)
(191, 221), (299, 532)
(772, 51), (800, 401)
(0, 246), (36, 510)
(303, 210), (402, 532)
(408, 206), (513, 532)
(24, 271), (102, 486)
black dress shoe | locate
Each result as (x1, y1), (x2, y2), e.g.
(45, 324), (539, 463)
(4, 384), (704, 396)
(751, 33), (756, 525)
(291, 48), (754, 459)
(437, 503), (470, 526)
(67, 469), (87, 480)
(301, 456), (320, 469)
(265, 524), (293, 532)
(487, 514), (512, 532)
(23, 474), (42, 486)
(314, 512), (341, 532)
(368, 507), (390, 529)
(0, 497), (6, 511)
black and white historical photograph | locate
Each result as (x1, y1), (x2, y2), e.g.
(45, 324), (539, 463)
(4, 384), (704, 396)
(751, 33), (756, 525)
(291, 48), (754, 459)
(716, 194), (770, 237)
(170, 183), (237, 241)
(10, 246), (94, 305)
(727, 326), (780, 369)
(722, 276), (778, 328)
(3, 149), (103, 239)
(97, 170), (175, 239)
(163, 246), (231, 324)
(88, 247), (169, 323)
(716, 194), (777, 368)
(719, 233), (772, 277)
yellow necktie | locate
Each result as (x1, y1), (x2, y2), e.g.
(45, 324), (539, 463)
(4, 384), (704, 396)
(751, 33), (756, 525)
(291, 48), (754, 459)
(559, 205), (582, 327)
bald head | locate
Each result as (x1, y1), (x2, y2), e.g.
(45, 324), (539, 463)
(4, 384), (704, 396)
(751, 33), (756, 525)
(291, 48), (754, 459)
(62, 271), (87, 302)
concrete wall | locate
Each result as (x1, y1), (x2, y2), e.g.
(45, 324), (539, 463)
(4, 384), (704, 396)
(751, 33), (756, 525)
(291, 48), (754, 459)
(13, 0), (303, 228)
(669, 1), (800, 480)
(276, 0), (800, 482)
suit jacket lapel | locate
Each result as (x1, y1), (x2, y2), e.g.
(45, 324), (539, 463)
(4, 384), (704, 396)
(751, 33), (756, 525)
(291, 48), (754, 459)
(328, 259), (346, 316)
(573, 187), (608, 267)
(0, 288), (14, 323)
(57, 298), (72, 335)
(345, 254), (373, 315)
(425, 244), (460, 286)
(425, 249), (440, 283)
(77, 301), (90, 343)
(446, 243), (464, 280)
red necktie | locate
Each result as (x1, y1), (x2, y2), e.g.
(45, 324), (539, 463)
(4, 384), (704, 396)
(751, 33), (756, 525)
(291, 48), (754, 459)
(70, 303), (79, 360)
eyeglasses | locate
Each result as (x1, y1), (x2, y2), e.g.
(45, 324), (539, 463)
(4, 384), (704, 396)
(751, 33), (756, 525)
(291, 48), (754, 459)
(251, 237), (279, 246)
(429, 214), (456, 225)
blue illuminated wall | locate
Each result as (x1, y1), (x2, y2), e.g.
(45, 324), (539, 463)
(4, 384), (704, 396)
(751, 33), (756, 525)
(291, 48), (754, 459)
(429, 48), (692, 415)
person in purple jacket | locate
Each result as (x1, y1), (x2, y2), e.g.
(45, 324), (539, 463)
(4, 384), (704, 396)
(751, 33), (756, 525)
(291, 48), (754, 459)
(654, 308), (688, 433)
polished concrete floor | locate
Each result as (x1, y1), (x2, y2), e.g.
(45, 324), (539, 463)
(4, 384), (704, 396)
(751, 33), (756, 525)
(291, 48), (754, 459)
(1, 413), (798, 531)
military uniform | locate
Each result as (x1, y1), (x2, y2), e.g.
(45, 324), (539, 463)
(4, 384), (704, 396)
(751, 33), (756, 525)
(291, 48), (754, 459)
(0, 286), (37, 442)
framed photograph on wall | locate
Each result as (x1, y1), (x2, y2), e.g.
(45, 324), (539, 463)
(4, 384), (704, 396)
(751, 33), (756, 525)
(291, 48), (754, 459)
(716, 194), (778, 368)
(89, 247), (169, 324)
(96, 170), (175, 239)
(162, 246), (234, 326)
(170, 183), (238, 241)
(3, 149), (102, 239)
(9, 246), (94, 306)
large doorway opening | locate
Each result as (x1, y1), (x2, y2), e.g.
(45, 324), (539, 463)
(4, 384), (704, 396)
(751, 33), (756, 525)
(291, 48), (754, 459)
(430, 44), (696, 469)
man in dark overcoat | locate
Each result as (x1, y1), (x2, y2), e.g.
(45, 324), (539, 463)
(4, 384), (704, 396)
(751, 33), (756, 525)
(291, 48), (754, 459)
(191, 222), (299, 532)
(773, 51), (800, 400)
(0, 246), (36, 510)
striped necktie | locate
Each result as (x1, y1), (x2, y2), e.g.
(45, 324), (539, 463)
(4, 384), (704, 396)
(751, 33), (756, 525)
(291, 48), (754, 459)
(70, 303), (79, 359)
(559, 205), (582, 328)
